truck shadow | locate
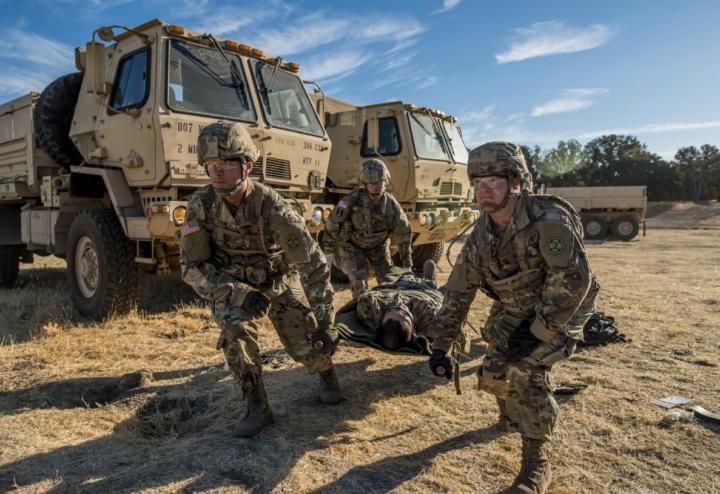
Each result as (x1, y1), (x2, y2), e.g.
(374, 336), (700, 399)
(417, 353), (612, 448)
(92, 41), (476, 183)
(0, 268), (200, 345)
(0, 356), (486, 493)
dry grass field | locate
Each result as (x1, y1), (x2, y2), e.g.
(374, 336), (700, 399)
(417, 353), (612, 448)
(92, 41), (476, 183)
(1, 202), (719, 493)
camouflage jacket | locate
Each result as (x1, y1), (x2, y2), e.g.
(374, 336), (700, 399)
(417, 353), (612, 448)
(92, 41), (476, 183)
(322, 187), (412, 267)
(431, 192), (595, 350)
(180, 179), (334, 326)
(356, 272), (443, 336)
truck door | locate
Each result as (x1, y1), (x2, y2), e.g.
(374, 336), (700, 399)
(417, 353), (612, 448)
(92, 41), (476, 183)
(94, 39), (158, 185)
(360, 107), (413, 201)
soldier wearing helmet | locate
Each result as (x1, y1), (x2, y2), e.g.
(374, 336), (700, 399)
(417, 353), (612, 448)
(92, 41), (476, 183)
(426, 141), (599, 493)
(322, 158), (413, 298)
(180, 122), (343, 438)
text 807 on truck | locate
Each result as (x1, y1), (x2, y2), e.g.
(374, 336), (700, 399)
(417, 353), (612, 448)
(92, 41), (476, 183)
(0, 19), (332, 319)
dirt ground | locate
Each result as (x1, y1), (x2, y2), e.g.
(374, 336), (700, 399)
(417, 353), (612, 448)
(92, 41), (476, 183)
(1, 206), (719, 493)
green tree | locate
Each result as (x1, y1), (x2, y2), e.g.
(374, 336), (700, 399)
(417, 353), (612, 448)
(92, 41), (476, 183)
(537, 139), (588, 182)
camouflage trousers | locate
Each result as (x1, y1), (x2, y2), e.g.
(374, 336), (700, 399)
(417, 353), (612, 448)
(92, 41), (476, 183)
(477, 277), (599, 440)
(335, 240), (393, 298)
(213, 277), (333, 393)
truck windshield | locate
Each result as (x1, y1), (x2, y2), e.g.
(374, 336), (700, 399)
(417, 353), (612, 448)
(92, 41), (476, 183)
(408, 112), (450, 161)
(441, 120), (469, 164)
(249, 60), (324, 137)
(167, 40), (256, 122)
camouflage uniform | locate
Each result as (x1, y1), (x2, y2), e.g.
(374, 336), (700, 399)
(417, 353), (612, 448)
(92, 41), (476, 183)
(323, 160), (412, 297)
(181, 180), (335, 379)
(356, 271), (442, 339)
(180, 122), (341, 436)
(432, 192), (599, 438)
(429, 141), (599, 493)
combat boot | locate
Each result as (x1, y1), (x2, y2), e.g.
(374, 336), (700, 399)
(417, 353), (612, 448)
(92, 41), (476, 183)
(496, 397), (511, 433)
(234, 378), (274, 438)
(422, 260), (438, 286)
(318, 365), (344, 404)
(509, 437), (552, 494)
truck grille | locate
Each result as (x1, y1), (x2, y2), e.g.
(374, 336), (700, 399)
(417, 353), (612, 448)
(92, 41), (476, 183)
(267, 157), (292, 180)
(250, 157), (292, 181)
(440, 181), (462, 196)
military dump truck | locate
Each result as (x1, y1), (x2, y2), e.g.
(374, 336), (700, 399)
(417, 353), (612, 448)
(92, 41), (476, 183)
(544, 186), (647, 241)
(309, 95), (478, 267)
(0, 19), (333, 319)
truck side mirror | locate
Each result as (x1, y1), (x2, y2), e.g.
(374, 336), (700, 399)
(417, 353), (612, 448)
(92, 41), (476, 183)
(366, 117), (379, 150)
(85, 41), (108, 95)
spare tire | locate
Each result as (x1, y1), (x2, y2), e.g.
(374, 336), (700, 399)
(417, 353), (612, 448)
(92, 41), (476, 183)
(34, 72), (84, 169)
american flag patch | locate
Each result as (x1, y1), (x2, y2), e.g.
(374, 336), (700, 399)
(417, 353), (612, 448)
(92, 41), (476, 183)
(181, 222), (201, 236)
(455, 252), (464, 265)
(337, 199), (348, 209)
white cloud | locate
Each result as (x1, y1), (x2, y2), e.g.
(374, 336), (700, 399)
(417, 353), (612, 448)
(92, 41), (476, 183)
(577, 121), (720, 139)
(432, 0), (462, 15)
(302, 51), (372, 81)
(246, 12), (424, 56)
(460, 105), (495, 123)
(0, 69), (55, 97)
(416, 76), (439, 89)
(0, 28), (75, 99)
(495, 21), (615, 64)
(0, 28), (74, 72)
(531, 88), (608, 117)
(189, 0), (293, 35)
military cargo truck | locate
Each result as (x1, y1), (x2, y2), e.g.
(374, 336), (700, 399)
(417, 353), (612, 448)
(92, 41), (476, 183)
(544, 186), (647, 241)
(309, 95), (478, 266)
(0, 19), (332, 319)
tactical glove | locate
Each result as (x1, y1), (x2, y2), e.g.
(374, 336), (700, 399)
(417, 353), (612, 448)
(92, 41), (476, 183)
(311, 326), (339, 355)
(506, 320), (542, 362)
(241, 290), (271, 319)
(429, 349), (453, 379)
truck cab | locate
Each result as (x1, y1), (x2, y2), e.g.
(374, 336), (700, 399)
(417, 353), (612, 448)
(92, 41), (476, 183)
(0, 19), (332, 318)
(312, 96), (478, 266)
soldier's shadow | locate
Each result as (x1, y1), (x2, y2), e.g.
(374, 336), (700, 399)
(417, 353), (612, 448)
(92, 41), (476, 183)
(1, 355), (489, 493)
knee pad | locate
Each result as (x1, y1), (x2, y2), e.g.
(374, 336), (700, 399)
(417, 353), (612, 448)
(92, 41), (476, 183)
(477, 365), (508, 399)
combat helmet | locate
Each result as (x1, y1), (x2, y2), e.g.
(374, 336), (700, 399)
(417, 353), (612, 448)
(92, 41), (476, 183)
(467, 141), (533, 191)
(359, 158), (390, 184)
(197, 121), (260, 165)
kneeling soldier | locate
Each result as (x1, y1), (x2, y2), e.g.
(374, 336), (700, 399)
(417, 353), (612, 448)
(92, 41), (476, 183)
(322, 158), (412, 298)
(181, 122), (342, 437)
(428, 142), (599, 493)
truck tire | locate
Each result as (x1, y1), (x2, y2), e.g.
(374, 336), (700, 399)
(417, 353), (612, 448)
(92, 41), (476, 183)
(34, 72), (84, 170)
(66, 208), (144, 320)
(0, 245), (21, 288)
(411, 241), (445, 268)
(582, 215), (607, 241)
(611, 215), (639, 241)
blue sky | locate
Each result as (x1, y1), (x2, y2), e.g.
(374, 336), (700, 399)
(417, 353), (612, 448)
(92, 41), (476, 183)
(1, 0), (718, 159)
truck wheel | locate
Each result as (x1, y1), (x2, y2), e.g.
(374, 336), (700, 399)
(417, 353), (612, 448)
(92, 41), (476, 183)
(411, 241), (445, 268)
(66, 208), (144, 320)
(34, 72), (84, 170)
(582, 216), (607, 240)
(0, 245), (21, 288)
(611, 215), (639, 241)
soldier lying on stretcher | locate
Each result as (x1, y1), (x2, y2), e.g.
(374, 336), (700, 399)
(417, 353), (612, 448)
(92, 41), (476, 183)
(333, 261), (451, 354)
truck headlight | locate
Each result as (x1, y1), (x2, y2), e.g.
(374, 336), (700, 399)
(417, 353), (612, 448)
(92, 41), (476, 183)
(172, 206), (187, 226)
(310, 207), (323, 226)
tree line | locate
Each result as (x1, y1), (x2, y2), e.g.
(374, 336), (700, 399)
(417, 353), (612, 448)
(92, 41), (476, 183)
(520, 135), (720, 201)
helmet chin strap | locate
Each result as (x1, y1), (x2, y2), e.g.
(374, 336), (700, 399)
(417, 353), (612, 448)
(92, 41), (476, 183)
(212, 159), (249, 198)
(478, 173), (517, 212)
